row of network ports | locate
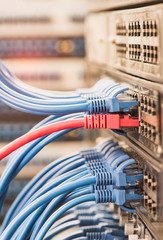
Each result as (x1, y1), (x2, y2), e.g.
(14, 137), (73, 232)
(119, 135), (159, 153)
(144, 193), (157, 220)
(144, 170), (157, 192)
(127, 88), (159, 145)
(139, 120), (158, 144)
(140, 95), (157, 116)
(120, 141), (161, 222)
(116, 20), (158, 37)
(116, 44), (158, 65)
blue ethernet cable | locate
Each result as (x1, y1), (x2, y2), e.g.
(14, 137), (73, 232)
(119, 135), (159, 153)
(0, 177), (96, 240)
(1, 82), (87, 105)
(58, 229), (84, 240)
(28, 187), (92, 240)
(1, 138), (143, 237)
(44, 220), (80, 240)
(0, 153), (80, 229)
(0, 61), (81, 99)
(10, 174), (91, 240)
(35, 194), (96, 240)
(14, 165), (142, 238)
(34, 187), (139, 240)
(1, 155), (84, 230)
(9, 138), (141, 223)
(55, 229), (84, 240)
(0, 63), (138, 115)
(17, 188), (92, 240)
(10, 159), (86, 220)
(17, 165), (88, 213)
(30, 192), (119, 240)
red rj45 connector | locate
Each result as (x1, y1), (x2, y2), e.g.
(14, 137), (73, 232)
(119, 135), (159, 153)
(84, 114), (139, 129)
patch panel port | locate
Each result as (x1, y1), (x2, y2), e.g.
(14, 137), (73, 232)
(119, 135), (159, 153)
(144, 171), (148, 184)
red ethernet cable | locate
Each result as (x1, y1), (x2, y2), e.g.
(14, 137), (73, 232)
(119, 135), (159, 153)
(0, 114), (139, 161)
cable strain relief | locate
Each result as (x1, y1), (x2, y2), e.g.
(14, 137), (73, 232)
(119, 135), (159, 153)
(95, 190), (113, 203)
(86, 232), (103, 240)
(83, 226), (101, 234)
(80, 150), (99, 160)
(84, 114), (107, 129)
(84, 153), (102, 163)
(89, 98), (109, 114)
(91, 185), (108, 193)
(78, 217), (98, 227)
(85, 93), (102, 100)
(95, 171), (112, 185)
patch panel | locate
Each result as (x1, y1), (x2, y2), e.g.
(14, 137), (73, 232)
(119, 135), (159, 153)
(86, 4), (163, 82)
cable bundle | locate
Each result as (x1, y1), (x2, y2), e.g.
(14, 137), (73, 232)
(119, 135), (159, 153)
(0, 62), (138, 115)
(0, 139), (143, 240)
(0, 62), (141, 240)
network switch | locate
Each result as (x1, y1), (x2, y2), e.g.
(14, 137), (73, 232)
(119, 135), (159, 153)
(85, 4), (163, 83)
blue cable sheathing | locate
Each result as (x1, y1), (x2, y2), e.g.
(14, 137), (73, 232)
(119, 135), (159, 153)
(0, 177), (96, 240)
(44, 220), (80, 240)
(7, 157), (84, 222)
(0, 154), (80, 232)
(30, 187), (91, 240)
(1, 82), (86, 105)
(34, 194), (96, 240)
(13, 172), (90, 240)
